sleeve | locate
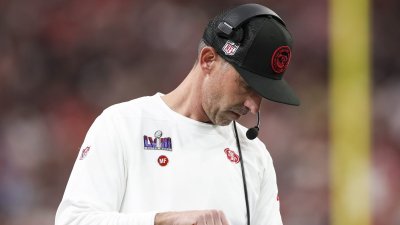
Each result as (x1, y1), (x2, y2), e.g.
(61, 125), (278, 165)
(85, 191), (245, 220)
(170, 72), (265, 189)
(55, 109), (156, 225)
(252, 146), (283, 225)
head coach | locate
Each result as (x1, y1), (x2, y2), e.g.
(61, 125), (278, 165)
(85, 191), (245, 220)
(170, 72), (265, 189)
(55, 3), (299, 225)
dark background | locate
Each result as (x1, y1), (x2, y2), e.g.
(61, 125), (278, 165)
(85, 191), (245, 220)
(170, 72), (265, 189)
(0, 0), (399, 224)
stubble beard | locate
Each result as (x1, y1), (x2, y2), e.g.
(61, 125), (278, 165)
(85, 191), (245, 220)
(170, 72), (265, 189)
(202, 94), (232, 126)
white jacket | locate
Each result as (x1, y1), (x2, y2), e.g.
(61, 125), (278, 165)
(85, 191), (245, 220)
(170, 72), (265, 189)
(55, 94), (282, 225)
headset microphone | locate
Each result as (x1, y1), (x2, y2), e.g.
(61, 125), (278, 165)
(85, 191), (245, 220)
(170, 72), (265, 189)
(246, 112), (260, 140)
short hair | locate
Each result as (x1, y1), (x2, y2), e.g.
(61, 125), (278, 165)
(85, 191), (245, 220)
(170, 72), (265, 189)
(194, 39), (229, 69)
(193, 39), (208, 66)
(198, 39), (208, 55)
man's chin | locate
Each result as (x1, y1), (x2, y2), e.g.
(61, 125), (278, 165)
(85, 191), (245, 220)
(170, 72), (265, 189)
(214, 117), (234, 126)
(213, 112), (239, 126)
(217, 121), (232, 126)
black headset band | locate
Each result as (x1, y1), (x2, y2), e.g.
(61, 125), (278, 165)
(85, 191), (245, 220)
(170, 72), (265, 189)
(218, 4), (285, 37)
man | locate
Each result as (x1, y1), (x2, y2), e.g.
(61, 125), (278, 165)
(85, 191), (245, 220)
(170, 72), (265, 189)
(55, 3), (299, 225)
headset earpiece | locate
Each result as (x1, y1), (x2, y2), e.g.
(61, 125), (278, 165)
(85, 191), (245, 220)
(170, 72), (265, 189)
(217, 22), (244, 43)
(217, 22), (234, 38)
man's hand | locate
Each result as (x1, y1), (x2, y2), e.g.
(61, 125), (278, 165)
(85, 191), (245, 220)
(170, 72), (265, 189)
(155, 210), (230, 225)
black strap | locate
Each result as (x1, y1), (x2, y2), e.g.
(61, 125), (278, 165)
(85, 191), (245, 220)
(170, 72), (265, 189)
(218, 4), (285, 37)
(233, 121), (250, 225)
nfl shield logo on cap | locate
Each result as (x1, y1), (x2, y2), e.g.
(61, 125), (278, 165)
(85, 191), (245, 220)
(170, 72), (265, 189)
(222, 40), (240, 56)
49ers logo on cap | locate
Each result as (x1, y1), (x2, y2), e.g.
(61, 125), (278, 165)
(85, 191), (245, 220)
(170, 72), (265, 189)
(271, 46), (291, 74)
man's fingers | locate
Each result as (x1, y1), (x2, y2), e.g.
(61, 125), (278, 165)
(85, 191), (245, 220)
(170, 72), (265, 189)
(154, 209), (230, 225)
(207, 210), (228, 225)
(218, 210), (230, 225)
(197, 214), (206, 225)
(210, 210), (220, 225)
(205, 211), (214, 225)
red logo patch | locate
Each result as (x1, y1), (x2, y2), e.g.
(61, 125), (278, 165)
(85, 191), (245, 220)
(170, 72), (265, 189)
(224, 148), (240, 164)
(158, 155), (169, 166)
(271, 46), (291, 74)
(79, 146), (91, 160)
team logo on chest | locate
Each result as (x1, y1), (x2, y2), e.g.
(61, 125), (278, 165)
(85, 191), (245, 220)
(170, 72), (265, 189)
(143, 130), (172, 151)
(224, 148), (240, 164)
(79, 146), (91, 160)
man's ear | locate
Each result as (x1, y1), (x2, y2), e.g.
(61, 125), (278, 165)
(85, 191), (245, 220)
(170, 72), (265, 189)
(199, 47), (217, 73)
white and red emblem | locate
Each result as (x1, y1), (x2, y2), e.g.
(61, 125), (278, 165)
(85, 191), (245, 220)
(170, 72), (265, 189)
(158, 155), (169, 167)
(224, 148), (240, 164)
(222, 40), (240, 56)
(79, 146), (91, 160)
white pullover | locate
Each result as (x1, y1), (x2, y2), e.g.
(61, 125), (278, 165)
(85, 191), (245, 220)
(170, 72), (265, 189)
(56, 93), (282, 225)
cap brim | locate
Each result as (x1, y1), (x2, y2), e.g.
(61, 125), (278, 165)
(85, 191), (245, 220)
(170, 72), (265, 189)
(234, 66), (300, 106)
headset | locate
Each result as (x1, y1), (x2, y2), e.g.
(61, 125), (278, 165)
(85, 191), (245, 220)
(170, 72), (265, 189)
(220, 4), (286, 225)
(217, 3), (285, 43)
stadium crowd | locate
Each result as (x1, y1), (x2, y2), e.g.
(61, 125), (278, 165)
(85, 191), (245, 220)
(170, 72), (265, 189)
(0, 0), (399, 224)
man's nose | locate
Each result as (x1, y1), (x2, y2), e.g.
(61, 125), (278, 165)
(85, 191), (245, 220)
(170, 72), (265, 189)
(244, 91), (262, 114)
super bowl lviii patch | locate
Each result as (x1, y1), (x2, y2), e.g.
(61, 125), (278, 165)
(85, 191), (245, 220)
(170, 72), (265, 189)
(143, 130), (172, 151)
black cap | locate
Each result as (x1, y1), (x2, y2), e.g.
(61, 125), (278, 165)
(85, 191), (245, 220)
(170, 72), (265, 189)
(202, 4), (300, 106)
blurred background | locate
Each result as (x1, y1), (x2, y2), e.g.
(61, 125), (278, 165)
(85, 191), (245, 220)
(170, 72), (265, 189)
(0, 0), (399, 224)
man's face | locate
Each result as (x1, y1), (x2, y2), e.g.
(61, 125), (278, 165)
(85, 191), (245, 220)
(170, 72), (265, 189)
(202, 59), (262, 126)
